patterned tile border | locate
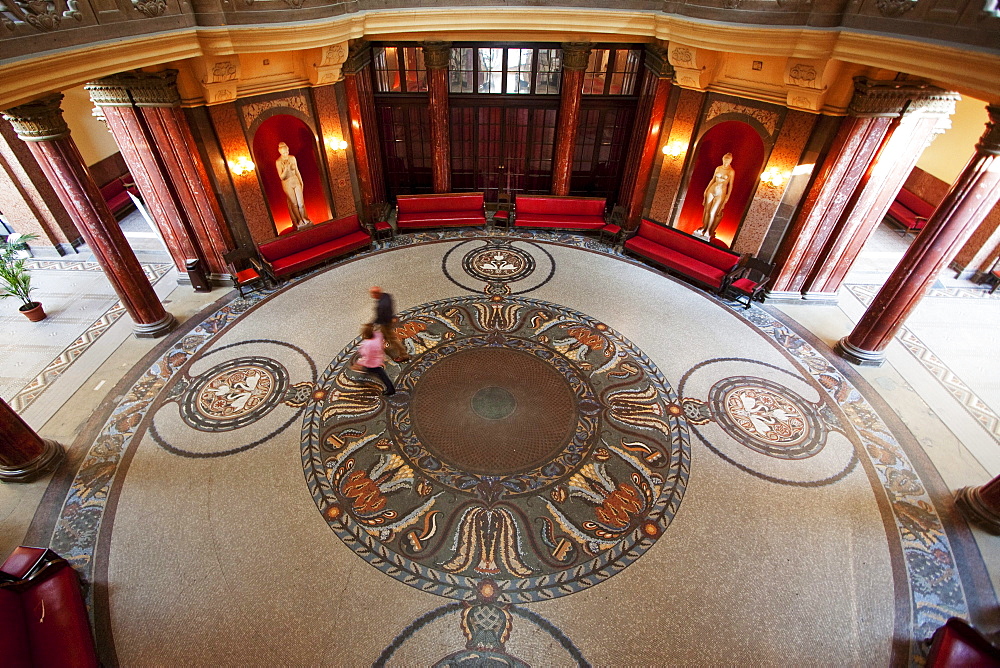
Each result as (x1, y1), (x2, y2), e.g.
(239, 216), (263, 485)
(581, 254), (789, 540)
(9, 263), (172, 413)
(45, 233), (971, 665)
(845, 284), (1000, 447)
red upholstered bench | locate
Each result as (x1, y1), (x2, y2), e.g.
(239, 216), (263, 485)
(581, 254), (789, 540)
(925, 617), (1000, 667)
(396, 192), (487, 231)
(258, 214), (371, 280)
(99, 175), (139, 220)
(624, 219), (742, 293)
(1, 546), (99, 668)
(887, 188), (935, 234)
(512, 195), (607, 231)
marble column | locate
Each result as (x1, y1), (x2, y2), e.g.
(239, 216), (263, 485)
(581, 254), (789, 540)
(551, 43), (591, 196)
(343, 42), (385, 221)
(423, 41), (452, 194)
(87, 71), (234, 283)
(957, 475), (1000, 535)
(837, 105), (1000, 366)
(769, 78), (910, 299)
(802, 88), (959, 300)
(0, 397), (63, 482)
(619, 46), (672, 230)
(3, 95), (177, 338)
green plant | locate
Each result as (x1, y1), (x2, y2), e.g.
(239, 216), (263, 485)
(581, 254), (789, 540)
(0, 232), (40, 309)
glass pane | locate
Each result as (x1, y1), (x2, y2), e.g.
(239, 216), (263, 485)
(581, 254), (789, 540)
(534, 48), (562, 94)
(375, 47), (402, 93)
(449, 48), (474, 93)
(403, 47), (428, 93)
(505, 48), (533, 94)
(477, 48), (503, 94)
(583, 49), (610, 95)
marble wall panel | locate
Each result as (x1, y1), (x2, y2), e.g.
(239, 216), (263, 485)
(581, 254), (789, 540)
(313, 84), (356, 219)
(649, 88), (704, 224)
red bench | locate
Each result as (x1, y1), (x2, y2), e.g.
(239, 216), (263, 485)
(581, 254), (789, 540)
(624, 219), (742, 293)
(925, 617), (1000, 667)
(396, 193), (487, 231)
(512, 195), (607, 231)
(258, 214), (371, 280)
(1, 546), (99, 668)
(887, 188), (935, 234)
(99, 175), (138, 219)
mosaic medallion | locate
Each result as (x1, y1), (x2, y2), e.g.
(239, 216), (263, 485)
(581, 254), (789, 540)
(443, 239), (554, 295)
(462, 244), (535, 283)
(181, 356), (289, 431)
(302, 295), (690, 602)
(709, 376), (823, 459)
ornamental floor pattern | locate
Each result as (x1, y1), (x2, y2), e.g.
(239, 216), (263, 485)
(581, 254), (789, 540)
(4, 229), (999, 666)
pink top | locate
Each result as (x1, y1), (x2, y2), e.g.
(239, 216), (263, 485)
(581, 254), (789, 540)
(357, 331), (385, 368)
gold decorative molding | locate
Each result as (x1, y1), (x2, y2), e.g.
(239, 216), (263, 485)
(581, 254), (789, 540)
(306, 42), (349, 85)
(86, 70), (181, 107)
(668, 45), (718, 92)
(2, 94), (70, 141)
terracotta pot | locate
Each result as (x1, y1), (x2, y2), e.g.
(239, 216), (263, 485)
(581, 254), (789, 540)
(19, 301), (46, 322)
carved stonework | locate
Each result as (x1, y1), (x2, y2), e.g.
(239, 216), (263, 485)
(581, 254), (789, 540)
(706, 100), (779, 137)
(344, 40), (372, 75)
(308, 43), (349, 86)
(671, 47), (693, 65)
(209, 60), (238, 83)
(875, 0), (915, 17)
(644, 44), (673, 79)
(422, 41), (452, 70)
(977, 105), (1000, 156)
(2, 94), (69, 141)
(849, 77), (924, 118)
(788, 64), (817, 85)
(131, 0), (166, 17)
(87, 70), (181, 108)
(561, 43), (592, 71)
(241, 94), (311, 128)
(0, 0), (81, 31)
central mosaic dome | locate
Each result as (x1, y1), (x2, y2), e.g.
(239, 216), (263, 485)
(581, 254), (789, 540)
(302, 295), (690, 602)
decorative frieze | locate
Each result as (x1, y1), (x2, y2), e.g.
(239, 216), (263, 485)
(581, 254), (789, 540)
(875, 0), (916, 17)
(705, 99), (779, 137)
(0, 0), (80, 32)
(561, 43), (592, 72)
(86, 70), (181, 108)
(131, 0), (167, 18)
(241, 93), (311, 128)
(2, 94), (69, 142)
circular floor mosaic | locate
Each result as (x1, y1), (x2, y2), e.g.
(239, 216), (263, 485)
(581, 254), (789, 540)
(302, 295), (690, 602)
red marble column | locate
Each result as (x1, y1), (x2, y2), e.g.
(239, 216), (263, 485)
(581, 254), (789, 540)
(87, 71), (234, 282)
(618, 46), (672, 230)
(802, 88), (958, 299)
(423, 41), (452, 194)
(957, 474), (1000, 535)
(551, 43), (591, 196)
(837, 104), (1000, 366)
(343, 43), (386, 221)
(768, 79), (910, 299)
(2, 95), (177, 338)
(0, 397), (63, 482)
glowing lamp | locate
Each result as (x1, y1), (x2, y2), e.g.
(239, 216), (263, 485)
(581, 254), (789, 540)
(229, 157), (255, 176)
(759, 168), (788, 188)
(661, 141), (686, 158)
(327, 137), (349, 151)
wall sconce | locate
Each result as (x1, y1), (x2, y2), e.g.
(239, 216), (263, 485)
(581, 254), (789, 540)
(759, 167), (789, 188)
(661, 141), (686, 158)
(326, 137), (349, 151)
(229, 156), (255, 176)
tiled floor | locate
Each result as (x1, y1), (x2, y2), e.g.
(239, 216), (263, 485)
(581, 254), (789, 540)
(0, 221), (997, 665)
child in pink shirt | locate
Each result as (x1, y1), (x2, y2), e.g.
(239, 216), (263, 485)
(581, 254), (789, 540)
(352, 323), (396, 396)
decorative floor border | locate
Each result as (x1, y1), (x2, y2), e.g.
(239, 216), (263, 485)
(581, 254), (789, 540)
(845, 283), (1000, 447)
(9, 262), (172, 413)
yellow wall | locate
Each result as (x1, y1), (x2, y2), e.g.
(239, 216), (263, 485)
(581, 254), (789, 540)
(916, 94), (989, 184)
(61, 85), (120, 167)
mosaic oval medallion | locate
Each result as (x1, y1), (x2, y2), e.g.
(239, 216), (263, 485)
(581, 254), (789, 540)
(443, 239), (555, 296)
(182, 356), (289, 431)
(462, 244), (535, 283)
(709, 376), (823, 459)
(301, 295), (690, 602)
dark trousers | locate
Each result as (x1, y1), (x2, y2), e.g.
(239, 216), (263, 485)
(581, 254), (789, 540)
(362, 366), (396, 395)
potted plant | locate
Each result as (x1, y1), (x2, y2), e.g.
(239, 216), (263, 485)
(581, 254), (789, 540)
(0, 232), (46, 321)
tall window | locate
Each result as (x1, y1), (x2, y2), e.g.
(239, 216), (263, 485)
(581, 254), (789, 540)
(582, 48), (641, 95)
(373, 46), (427, 93)
(447, 47), (563, 95)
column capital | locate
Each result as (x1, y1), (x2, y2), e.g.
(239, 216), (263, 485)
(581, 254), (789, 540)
(643, 44), (674, 79)
(848, 77), (929, 118)
(422, 41), (452, 70)
(2, 94), (69, 142)
(976, 104), (1000, 156)
(86, 70), (180, 108)
(344, 40), (372, 75)
(561, 43), (592, 71)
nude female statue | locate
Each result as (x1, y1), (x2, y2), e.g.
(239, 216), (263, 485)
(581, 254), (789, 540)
(696, 152), (735, 239)
(275, 142), (312, 228)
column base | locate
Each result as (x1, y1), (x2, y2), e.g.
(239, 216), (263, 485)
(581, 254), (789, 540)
(0, 438), (65, 483)
(801, 291), (840, 304)
(955, 486), (1000, 535)
(762, 289), (804, 302)
(132, 312), (178, 339)
(835, 337), (886, 367)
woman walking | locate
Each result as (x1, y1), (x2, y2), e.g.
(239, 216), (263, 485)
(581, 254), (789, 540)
(352, 323), (396, 396)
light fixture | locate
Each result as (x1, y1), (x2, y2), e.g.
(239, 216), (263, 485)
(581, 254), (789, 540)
(327, 137), (348, 151)
(759, 167), (789, 188)
(661, 141), (686, 158)
(229, 156), (255, 176)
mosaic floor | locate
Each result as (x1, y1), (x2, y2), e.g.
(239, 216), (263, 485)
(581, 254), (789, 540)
(10, 230), (999, 666)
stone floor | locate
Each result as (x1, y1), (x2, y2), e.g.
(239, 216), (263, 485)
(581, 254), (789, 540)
(0, 219), (997, 666)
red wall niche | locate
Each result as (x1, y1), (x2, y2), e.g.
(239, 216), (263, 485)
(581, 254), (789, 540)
(676, 120), (765, 246)
(253, 115), (331, 235)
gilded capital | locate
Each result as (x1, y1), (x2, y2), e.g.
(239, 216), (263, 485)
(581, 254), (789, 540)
(848, 77), (930, 118)
(561, 43), (592, 72)
(976, 104), (1000, 156)
(344, 40), (372, 75)
(2, 94), (69, 142)
(86, 70), (181, 108)
(422, 41), (452, 70)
